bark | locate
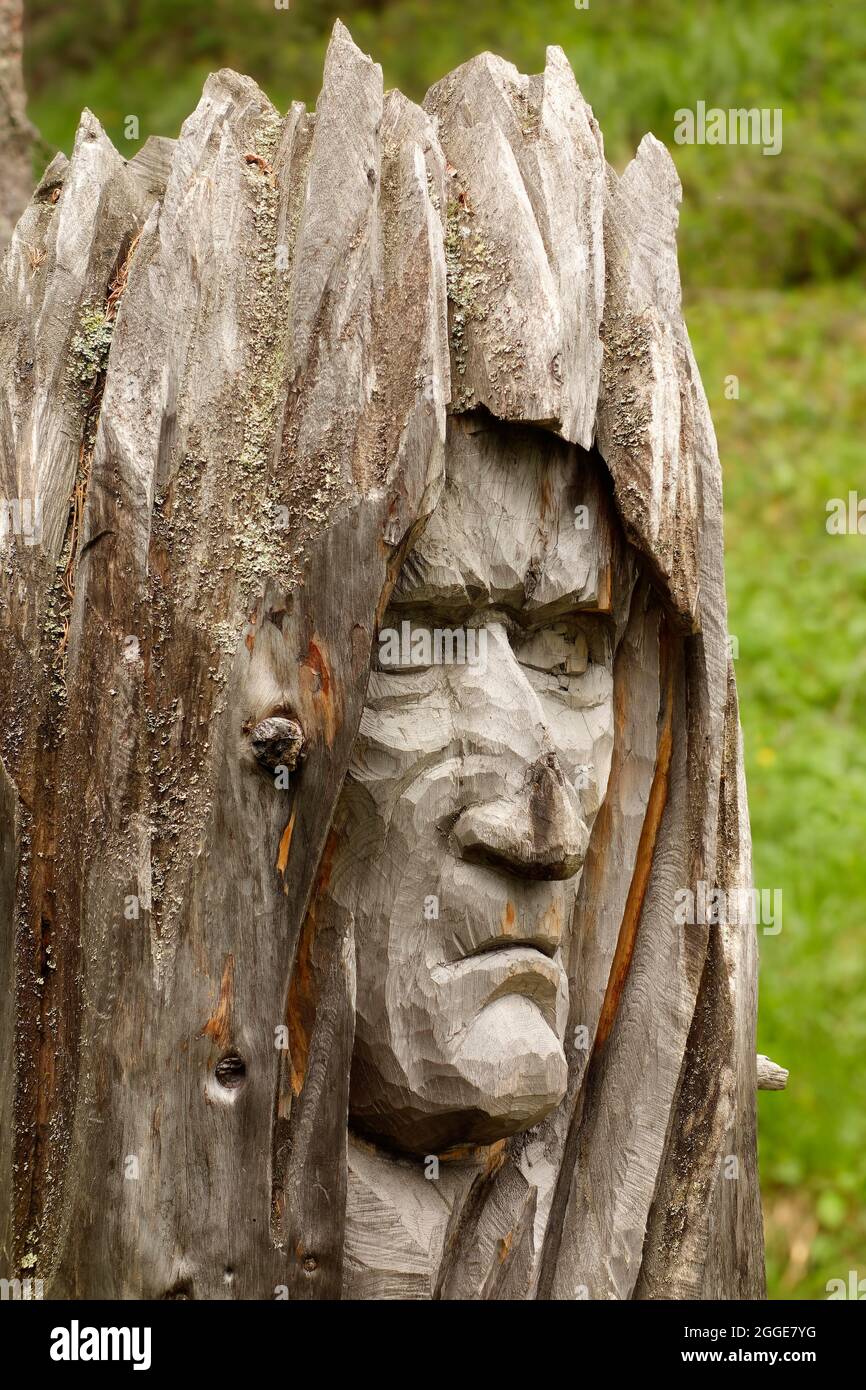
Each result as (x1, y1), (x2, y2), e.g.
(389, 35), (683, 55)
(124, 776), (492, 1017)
(0, 23), (765, 1299)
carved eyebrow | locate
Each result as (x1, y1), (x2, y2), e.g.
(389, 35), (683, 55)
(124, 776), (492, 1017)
(391, 507), (615, 616)
(384, 594), (615, 637)
(388, 576), (613, 621)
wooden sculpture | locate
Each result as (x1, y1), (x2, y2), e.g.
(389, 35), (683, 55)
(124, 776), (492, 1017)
(0, 23), (764, 1300)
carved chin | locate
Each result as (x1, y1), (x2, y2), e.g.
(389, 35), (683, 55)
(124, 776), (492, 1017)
(350, 996), (569, 1156)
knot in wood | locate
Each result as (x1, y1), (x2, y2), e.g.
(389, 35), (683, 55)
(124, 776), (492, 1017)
(250, 717), (304, 776)
(214, 1052), (246, 1089)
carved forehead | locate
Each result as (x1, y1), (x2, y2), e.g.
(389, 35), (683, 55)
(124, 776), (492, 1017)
(393, 416), (625, 619)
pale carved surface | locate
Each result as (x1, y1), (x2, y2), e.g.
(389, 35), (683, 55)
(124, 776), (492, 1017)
(0, 23), (763, 1300)
(333, 418), (631, 1159)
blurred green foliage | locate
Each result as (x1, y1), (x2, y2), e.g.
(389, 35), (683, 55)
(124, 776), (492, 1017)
(20, 0), (866, 1299)
(692, 282), (866, 1299)
(23, 0), (866, 290)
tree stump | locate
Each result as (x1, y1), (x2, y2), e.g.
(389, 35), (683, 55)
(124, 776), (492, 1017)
(0, 22), (765, 1300)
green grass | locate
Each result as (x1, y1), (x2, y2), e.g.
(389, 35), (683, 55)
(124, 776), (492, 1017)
(690, 280), (866, 1298)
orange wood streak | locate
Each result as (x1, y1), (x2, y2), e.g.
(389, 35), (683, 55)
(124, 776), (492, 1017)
(276, 808), (296, 888)
(599, 562), (613, 612)
(287, 829), (339, 1097)
(484, 1138), (508, 1175)
(306, 638), (331, 696)
(595, 633), (675, 1049)
(437, 1136), (507, 1167)
(302, 635), (340, 746)
(200, 954), (235, 1049)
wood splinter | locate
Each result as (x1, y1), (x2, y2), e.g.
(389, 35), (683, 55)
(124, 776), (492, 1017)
(757, 1054), (789, 1091)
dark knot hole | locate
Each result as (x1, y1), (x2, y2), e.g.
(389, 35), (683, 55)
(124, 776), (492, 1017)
(215, 1052), (247, 1089)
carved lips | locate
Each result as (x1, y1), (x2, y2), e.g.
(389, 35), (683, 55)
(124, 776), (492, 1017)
(432, 946), (565, 1037)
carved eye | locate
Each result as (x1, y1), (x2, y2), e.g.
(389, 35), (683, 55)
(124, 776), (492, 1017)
(375, 621), (434, 673)
(513, 626), (588, 678)
(375, 619), (486, 673)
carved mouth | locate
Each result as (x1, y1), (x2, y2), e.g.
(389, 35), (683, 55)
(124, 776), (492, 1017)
(467, 935), (558, 962)
(431, 946), (566, 1035)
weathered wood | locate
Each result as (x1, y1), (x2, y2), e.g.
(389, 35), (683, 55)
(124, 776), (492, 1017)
(425, 47), (604, 446)
(757, 1055), (789, 1091)
(0, 23), (764, 1300)
(596, 138), (702, 629)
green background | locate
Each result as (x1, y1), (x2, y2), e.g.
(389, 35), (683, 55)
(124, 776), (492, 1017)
(22, 0), (866, 1299)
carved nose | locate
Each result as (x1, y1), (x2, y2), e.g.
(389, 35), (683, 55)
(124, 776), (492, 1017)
(451, 755), (589, 881)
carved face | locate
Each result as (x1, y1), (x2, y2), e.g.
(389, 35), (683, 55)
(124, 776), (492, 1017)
(333, 419), (628, 1155)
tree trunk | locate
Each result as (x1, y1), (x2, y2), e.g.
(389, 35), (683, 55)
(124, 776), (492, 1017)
(0, 22), (765, 1300)
(0, 0), (32, 253)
